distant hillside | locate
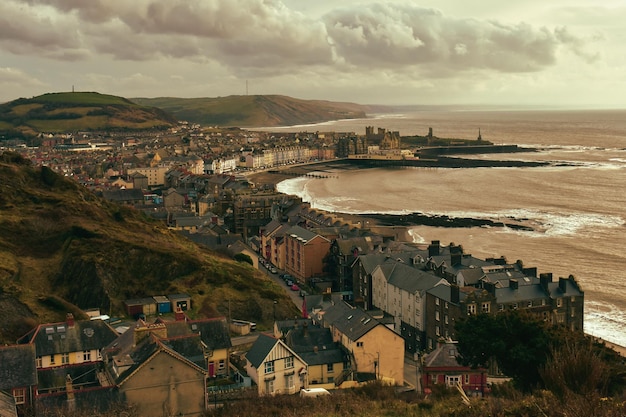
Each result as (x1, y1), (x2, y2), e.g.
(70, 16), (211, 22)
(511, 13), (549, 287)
(0, 92), (177, 136)
(0, 152), (296, 343)
(131, 94), (369, 127)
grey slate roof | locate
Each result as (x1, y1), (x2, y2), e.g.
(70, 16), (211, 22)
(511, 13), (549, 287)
(381, 261), (446, 293)
(164, 318), (232, 351)
(285, 225), (325, 244)
(284, 324), (346, 367)
(19, 319), (119, 357)
(427, 284), (457, 304)
(0, 344), (37, 390)
(495, 285), (548, 304)
(321, 301), (379, 342)
(423, 341), (464, 368)
(245, 333), (279, 369)
(356, 254), (390, 274)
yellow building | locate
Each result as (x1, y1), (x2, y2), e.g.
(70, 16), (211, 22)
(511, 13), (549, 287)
(17, 313), (118, 370)
(319, 301), (405, 385)
(245, 333), (308, 395)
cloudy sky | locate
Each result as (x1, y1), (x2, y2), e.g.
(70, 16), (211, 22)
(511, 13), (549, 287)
(1, 0), (624, 108)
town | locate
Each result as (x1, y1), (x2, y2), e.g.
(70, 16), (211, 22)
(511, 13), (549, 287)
(0, 122), (591, 416)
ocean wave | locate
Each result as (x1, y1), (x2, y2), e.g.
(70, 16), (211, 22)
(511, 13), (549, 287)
(585, 301), (626, 347)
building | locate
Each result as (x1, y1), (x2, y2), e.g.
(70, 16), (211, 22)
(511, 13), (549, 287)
(103, 326), (208, 416)
(421, 340), (488, 397)
(282, 321), (348, 390)
(370, 260), (448, 353)
(245, 333), (308, 395)
(317, 300), (404, 385)
(0, 344), (37, 415)
(284, 225), (331, 283)
(17, 314), (118, 370)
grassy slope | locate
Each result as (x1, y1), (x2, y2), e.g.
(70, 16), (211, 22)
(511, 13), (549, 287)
(0, 92), (177, 134)
(132, 94), (369, 127)
(0, 153), (297, 343)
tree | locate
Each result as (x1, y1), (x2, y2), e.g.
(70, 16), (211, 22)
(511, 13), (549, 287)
(233, 253), (253, 265)
(456, 310), (555, 391)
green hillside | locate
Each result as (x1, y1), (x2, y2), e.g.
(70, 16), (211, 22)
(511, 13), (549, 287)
(0, 92), (177, 136)
(132, 94), (369, 127)
(0, 152), (297, 343)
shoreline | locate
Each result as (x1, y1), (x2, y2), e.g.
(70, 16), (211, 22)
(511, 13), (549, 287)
(247, 161), (626, 357)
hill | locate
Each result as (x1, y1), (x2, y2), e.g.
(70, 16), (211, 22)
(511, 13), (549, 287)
(0, 92), (177, 136)
(0, 152), (297, 343)
(131, 94), (369, 127)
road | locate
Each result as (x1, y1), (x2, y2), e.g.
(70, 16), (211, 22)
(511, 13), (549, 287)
(257, 259), (421, 390)
(258, 259), (306, 316)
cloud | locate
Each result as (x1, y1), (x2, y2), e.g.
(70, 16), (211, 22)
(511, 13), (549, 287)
(0, 67), (46, 93)
(1, 0), (597, 86)
(323, 3), (587, 74)
(0, 1), (83, 56)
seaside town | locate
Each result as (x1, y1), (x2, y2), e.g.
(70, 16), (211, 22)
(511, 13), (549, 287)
(0, 121), (615, 417)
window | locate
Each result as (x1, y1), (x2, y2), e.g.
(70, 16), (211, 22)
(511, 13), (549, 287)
(356, 342), (363, 347)
(219, 359), (226, 370)
(435, 311), (440, 321)
(285, 356), (294, 369)
(435, 298), (440, 306)
(36, 357), (42, 368)
(265, 361), (275, 374)
(286, 374), (294, 389)
(481, 302), (490, 313)
(83, 351), (91, 362)
(556, 298), (563, 307)
(50, 354), (55, 365)
(527, 301), (533, 308)
(498, 304), (504, 312)
(444, 315), (449, 325)
(436, 326), (441, 336)
(13, 388), (26, 405)
(327, 363), (334, 373)
(464, 374), (470, 384)
(265, 379), (274, 394)
(467, 304), (476, 315)
(445, 375), (461, 387)
(445, 302), (449, 309)
(61, 353), (69, 365)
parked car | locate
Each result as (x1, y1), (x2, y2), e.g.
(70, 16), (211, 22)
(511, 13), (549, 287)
(286, 279), (293, 286)
(270, 267), (278, 274)
(291, 284), (300, 291)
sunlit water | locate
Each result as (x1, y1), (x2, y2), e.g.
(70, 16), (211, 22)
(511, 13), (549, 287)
(272, 109), (626, 347)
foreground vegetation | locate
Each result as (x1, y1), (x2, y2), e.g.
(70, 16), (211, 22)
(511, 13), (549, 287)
(0, 152), (298, 343)
(32, 379), (626, 417)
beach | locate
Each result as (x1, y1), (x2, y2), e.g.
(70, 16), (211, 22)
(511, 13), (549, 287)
(247, 160), (626, 357)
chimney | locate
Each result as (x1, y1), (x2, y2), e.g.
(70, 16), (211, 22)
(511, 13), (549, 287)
(66, 313), (75, 328)
(509, 279), (518, 290)
(450, 284), (460, 304)
(540, 273), (552, 290)
(451, 253), (462, 266)
(559, 277), (568, 292)
(428, 240), (440, 257)
(483, 282), (495, 295)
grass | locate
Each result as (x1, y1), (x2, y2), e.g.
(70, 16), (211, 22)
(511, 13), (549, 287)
(35, 92), (136, 106)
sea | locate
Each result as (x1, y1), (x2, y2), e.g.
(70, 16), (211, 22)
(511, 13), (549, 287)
(266, 108), (626, 348)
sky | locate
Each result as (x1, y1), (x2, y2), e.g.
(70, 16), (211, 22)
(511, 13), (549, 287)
(1, 0), (624, 108)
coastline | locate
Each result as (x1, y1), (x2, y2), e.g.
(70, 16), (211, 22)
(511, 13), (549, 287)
(246, 161), (626, 357)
